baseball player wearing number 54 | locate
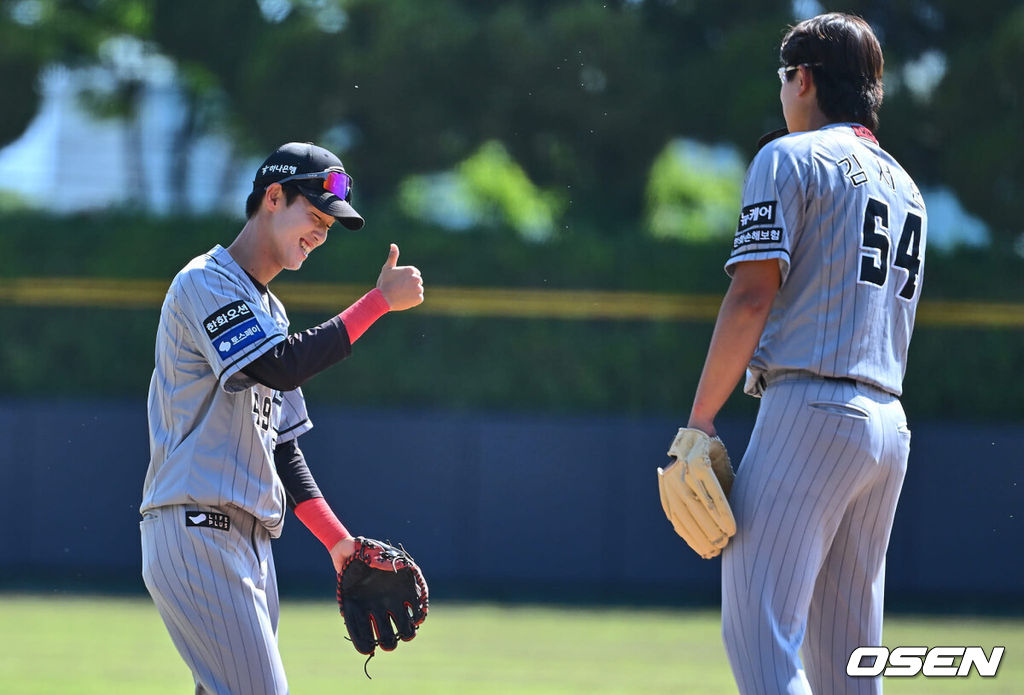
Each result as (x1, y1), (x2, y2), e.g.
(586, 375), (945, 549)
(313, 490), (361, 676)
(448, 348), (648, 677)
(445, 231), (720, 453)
(140, 142), (427, 694)
(659, 14), (927, 695)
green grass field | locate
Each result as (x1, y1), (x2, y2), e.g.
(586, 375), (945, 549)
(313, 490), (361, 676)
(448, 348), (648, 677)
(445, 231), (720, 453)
(0, 594), (1020, 694)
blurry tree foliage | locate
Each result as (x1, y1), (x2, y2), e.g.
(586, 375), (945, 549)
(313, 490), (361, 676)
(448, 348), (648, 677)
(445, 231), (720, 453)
(646, 139), (745, 242)
(0, 0), (123, 145)
(1, 0), (1021, 245)
(399, 140), (567, 241)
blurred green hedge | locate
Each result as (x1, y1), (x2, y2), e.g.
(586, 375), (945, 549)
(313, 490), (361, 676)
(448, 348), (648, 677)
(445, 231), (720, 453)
(0, 209), (734, 291)
(1, 211), (1021, 422)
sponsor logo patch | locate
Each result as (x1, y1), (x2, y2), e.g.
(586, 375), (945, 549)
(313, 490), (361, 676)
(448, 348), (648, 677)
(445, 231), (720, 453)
(203, 301), (255, 340)
(261, 164), (299, 176)
(737, 201), (777, 232)
(733, 227), (783, 250)
(184, 511), (231, 531)
(214, 318), (265, 357)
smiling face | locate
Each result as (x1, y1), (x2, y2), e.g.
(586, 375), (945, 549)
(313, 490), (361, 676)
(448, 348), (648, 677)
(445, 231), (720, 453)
(265, 185), (335, 271)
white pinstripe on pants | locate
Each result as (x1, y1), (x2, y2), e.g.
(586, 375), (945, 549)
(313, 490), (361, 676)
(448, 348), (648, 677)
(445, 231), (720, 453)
(722, 375), (910, 694)
(141, 505), (288, 695)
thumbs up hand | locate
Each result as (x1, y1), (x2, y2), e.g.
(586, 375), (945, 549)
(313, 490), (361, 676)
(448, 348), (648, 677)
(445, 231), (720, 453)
(376, 243), (424, 311)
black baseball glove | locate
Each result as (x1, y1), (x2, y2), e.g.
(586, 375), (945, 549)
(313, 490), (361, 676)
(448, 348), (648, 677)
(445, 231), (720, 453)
(756, 127), (789, 152)
(336, 537), (429, 657)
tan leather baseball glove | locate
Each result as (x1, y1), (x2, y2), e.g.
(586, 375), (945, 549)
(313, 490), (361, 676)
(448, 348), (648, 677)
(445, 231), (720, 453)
(657, 428), (736, 559)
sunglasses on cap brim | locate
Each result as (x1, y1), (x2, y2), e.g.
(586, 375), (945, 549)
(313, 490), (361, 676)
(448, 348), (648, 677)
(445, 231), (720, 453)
(276, 170), (353, 201)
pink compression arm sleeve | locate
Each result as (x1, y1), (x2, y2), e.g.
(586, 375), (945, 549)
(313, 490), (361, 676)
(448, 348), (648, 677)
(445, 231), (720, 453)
(294, 497), (351, 550)
(340, 288), (390, 343)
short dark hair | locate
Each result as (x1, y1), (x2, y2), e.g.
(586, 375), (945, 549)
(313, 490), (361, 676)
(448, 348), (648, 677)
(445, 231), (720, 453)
(245, 183), (304, 219)
(780, 13), (884, 131)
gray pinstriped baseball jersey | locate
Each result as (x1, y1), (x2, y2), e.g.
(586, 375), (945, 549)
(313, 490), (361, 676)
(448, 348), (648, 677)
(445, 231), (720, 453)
(141, 244), (313, 537)
(727, 123), (927, 397)
(717, 123), (926, 694)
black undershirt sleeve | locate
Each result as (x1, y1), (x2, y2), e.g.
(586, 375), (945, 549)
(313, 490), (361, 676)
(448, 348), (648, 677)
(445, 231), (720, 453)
(274, 438), (322, 509)
(242, 315), (352, 391)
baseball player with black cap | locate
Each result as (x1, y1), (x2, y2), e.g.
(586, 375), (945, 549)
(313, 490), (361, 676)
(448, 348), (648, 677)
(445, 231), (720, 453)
(140, 142), (424, 694)
(671, 13), (927, 694)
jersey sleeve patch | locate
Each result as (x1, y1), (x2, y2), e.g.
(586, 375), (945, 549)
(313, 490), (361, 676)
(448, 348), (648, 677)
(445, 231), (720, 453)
(203, 301), (266, 358)
(203, 301), (255, 339)
(737, 200), (777, 232)
(733, 227), (783, 251)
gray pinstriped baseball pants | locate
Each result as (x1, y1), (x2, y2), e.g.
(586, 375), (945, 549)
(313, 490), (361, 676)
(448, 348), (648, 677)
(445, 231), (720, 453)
(141, 505), (287, 695)
(721, 375), (910, 695)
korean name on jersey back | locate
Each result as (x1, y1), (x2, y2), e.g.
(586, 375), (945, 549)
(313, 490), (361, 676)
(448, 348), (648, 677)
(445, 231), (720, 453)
(203, 301), (265, 357)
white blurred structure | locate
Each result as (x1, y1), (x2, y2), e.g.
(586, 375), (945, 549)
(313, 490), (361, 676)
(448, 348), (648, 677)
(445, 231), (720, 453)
(0, 59), (992, 253)
(0, 64), (256, 217)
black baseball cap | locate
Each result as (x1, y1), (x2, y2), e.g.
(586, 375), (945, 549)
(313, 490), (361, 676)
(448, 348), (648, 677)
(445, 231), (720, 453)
(252, 142), (364, 230)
